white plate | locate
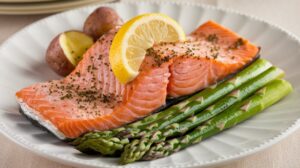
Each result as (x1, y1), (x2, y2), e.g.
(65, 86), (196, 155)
(1, 1), (300, 168)
(0, 0), (115, 15)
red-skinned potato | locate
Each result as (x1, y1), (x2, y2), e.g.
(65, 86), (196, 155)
(83, 7), (123, 40)
(45, 31), (94, 76)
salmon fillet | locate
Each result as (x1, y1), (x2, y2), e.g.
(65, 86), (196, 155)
(147, 21), (259, 97)
(16, 29), (170, 139)
(16, 21), (259, 139)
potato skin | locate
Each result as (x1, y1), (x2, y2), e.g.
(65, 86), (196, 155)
(83, 7), (123, 40)
(45, 34), (74, 76)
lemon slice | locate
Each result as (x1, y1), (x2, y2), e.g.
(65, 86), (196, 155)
(109, 13), (186, 84)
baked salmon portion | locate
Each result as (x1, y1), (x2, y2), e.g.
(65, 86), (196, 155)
(147, 21), (259, 97)
(16, 29), (170, 139)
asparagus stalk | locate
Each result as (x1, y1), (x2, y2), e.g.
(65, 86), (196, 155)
(73, 59), (272, 155)
(119, 67), (284, 164)
(71, 128), (124, 146)
(142, 79), (292, 161)
(76, 137), (129, 155)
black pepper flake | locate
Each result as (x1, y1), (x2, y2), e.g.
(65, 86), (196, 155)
(75, 72), (81, 77)
(75, 56), (81, 62)
(206, 34), (219, 43)
(212, 53), (219, 59)
(97, 54), (103, 60)
(60, 93), (73, 100)
(185, 48), (193, 55)
(87, 65), (92, 72)
(229, 38), (245, 50)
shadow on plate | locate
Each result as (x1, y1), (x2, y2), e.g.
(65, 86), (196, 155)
(16, 123), (44, 133)
(0, 105), (19, 113)
(2, 111), (27, 123)
(32, 132), (60, 143)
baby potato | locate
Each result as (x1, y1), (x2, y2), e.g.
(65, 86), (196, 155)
(83, 7), (123, 40)
(45, 31), (94, 76)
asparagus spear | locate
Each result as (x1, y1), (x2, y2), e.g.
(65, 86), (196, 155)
(71, 128), (124, 146)
(76, 137), (129, 155)
(119, 67), (284, 164)
(141, 79), (292, 161)
(73, 59), (272, 155)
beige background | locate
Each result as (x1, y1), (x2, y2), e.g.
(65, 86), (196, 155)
(1, 0), (300, 167)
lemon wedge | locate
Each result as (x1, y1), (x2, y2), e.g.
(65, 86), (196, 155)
(109, 13), (186, 84)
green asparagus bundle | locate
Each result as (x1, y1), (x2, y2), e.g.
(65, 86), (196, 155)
(119, 67), (284, 164)
(141, 79), (292, 161)
(73, 59), (272, 155)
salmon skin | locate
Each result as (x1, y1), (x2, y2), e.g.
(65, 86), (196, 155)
(16, 21), (259, 139)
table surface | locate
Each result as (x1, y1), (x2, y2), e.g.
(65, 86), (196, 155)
(1, 0), (300, 168)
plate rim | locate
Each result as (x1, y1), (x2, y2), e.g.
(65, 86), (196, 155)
(0, 0), (55, 3)
(1, 0), (300, 168)
(0, 0), (114, 15)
